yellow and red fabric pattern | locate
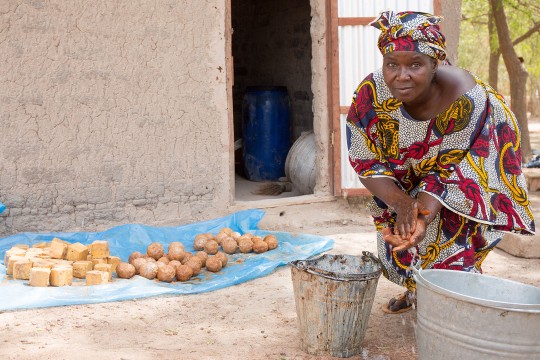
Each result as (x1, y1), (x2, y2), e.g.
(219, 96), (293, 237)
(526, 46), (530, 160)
(370, 11), (447, 61)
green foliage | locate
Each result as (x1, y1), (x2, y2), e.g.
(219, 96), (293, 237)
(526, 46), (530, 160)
(459, 0), (540, 94)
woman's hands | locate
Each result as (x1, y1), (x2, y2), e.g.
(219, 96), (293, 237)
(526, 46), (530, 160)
(393, 195), (423, 239)
(383, 213), (428, 252)
(358, 177), (443, 252)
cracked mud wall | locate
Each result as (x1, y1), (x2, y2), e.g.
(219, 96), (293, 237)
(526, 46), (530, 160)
(0, 1), (231, 234)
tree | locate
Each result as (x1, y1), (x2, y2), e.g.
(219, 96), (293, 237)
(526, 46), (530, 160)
(488, 3), (540, 92)
(489, 0), (534, 161)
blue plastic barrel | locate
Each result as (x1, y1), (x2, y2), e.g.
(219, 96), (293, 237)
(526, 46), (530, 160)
(242, 86), (291, 181)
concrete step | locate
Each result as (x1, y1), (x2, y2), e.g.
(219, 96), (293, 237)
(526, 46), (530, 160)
(495, 174), (540, 258)
(497, 232), (540, 259)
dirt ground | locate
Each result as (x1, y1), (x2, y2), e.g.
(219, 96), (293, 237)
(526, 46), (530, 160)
(0, 197), (539, 360)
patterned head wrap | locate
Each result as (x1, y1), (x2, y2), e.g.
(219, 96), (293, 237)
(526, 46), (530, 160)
(370, 11), (447, 61)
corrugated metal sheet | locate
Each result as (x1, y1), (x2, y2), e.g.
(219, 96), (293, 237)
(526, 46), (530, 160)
(338, 0), (434, 17)
(338, 0), (434, 190)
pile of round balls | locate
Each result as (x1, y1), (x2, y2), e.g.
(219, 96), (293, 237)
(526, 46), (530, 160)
(115, 227), (278, 283)
(193, 227), (278, 255)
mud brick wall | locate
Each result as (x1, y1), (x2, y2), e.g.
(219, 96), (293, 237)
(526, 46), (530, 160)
(0, 1), (231, 234)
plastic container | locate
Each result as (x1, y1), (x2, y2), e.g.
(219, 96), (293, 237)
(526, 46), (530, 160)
(289, 252), (382, 358)
(285, 131), (316, 194)
(242, 86), (290, 181)
(413, 268), (540, 359)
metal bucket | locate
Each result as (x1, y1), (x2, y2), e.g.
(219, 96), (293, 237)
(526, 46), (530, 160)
(414, 269), (540, 360)
(289, 252), (382, 358)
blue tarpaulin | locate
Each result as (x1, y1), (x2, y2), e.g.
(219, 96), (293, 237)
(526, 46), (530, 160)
(0, 201), (5, 214)
(0, 209), (334, 311)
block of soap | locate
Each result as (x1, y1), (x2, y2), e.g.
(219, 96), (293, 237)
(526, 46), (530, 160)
(73, 261), (93, 279)
(107, 256), (121, 272)
(50, 238), (68, 259)
(32, 241), (49, 249)
(7, 256), (28, 275)
(94, 263), (113, 281)
(31, 259), (54, 269)
(29, 267), (51, 287)
(50, 267), (73, 286)
(66, 242), (89, 262)
(4, 248), (26, 266)
(13, 261), (32, 280)
(90, 240), (110, 259)
(86, 270), (109, 285)
(26, 248), (44, 256)
(92, 258), (106, 268)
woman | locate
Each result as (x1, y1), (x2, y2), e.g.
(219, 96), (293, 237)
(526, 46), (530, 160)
(346, 11), (535, 314)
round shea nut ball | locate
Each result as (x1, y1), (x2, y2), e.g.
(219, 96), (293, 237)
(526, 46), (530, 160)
(116, 262), (136, 279)
(204, 240), (219, 255)
(195, 251), (208, 267)
(176, 264), (194, 281)
(215, 232), (230, 245)
(238, 238), (254, 253)
(147, 242), (165, 260)
(181, 252), (193, 265)
(205, 256), (223, 273)
(168, 241), (184, 252)
(169, 260), (182, 271)
(157, 265), (176, 283)
(157, 256), (170, 265)
(185, 257), (203, 276)
(253, 240), (269, 254)
(220, 227), (233, 236)
(238, 233), (253, 242)
(222, 238), (238, 254)
(132, 257), (148, 274)
(128, 251), (144, 265)
(264, 235), (279, 250)
(215, 251), (228, 267)
(139, 261), (159, 280)
(168, 242), (185, 261)
(193, 234), (209, 251)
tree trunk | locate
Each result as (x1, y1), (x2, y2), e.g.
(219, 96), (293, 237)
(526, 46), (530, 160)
(487, 11), (499, 91)
(530, 77), (540, 117)
(440, 0), (462, 66)
(489, 0), (532, 162)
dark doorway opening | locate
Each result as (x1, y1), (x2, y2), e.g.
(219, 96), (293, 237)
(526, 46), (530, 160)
(231, 0), (314, 201)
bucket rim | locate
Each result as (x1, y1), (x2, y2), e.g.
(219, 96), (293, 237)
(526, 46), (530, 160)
(289, 252), (382, 281)
(414, 269), (540, 313)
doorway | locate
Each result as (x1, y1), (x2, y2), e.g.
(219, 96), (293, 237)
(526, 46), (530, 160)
(231, 0), (314, 202)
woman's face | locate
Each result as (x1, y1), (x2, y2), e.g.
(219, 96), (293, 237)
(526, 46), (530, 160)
(382, 51), (437, 104)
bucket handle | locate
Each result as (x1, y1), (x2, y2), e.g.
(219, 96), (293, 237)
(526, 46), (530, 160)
(362, 251), (381, 266)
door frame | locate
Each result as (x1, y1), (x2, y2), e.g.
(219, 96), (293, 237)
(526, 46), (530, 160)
(328, 0), (442, 197)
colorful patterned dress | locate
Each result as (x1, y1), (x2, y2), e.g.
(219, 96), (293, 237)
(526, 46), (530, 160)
(346, 68), (535, 291)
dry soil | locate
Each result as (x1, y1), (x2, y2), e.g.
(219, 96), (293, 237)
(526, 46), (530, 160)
(0, 198), (539, 360)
